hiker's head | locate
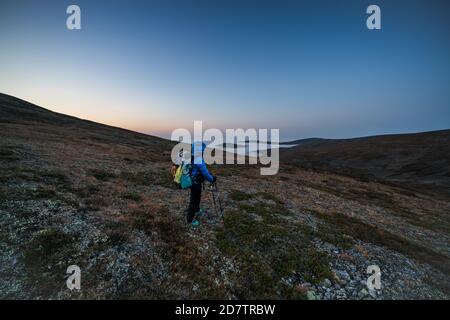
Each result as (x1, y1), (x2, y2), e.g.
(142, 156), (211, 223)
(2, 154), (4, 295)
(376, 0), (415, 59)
(192, 141), (206, 164)
(192, 141), (206, 153)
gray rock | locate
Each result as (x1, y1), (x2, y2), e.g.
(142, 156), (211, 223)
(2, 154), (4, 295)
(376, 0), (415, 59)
(358, 288), (368, 299)
(336, 289), (347, 300)
(369, 288), (377, 298)
(307, 290), (317, 300)
(323, 278), (332, 287)
(336, 270), (351, 282)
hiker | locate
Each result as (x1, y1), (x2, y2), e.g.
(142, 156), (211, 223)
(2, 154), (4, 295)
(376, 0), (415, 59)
(187, 141), (216, 226)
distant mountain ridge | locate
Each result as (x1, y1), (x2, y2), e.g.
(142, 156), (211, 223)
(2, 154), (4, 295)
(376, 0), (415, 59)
(0, 93), (169, 148)
(281, 130), (450, 198)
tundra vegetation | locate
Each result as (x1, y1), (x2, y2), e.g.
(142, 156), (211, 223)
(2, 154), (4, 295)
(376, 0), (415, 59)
(0, 94), (449, 299)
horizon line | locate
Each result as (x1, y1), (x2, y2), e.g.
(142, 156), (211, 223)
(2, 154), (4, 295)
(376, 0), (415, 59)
(1, 91), (449, 143)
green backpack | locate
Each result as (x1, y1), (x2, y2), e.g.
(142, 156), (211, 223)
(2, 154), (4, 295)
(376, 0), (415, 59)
(176, 163), (193, 189)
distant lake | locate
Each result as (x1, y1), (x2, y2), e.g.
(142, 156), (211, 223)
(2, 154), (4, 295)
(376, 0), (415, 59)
(215, 143), (298, 157)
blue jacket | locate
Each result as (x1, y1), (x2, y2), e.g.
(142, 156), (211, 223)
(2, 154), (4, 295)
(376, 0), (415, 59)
(191, 142), (214, 183)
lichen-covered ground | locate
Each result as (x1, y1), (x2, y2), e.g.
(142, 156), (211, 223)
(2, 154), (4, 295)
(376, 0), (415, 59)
(1, 118), (449, 299)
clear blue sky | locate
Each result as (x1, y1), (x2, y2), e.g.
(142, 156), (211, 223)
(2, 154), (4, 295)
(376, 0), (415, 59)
(1, 0), (449, 141)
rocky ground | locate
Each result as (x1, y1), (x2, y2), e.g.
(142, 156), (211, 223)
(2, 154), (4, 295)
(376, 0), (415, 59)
(1, 95), (449, 299)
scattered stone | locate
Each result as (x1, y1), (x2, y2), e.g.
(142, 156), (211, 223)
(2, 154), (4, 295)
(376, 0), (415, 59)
(358, 288), (368, 299)
(323, 278), (332, 288)
(306, 291), (317, 300)
(336, 270), (351, 282)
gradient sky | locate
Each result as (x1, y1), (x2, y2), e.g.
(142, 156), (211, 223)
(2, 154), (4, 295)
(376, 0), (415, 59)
(1, 0), (449, 141)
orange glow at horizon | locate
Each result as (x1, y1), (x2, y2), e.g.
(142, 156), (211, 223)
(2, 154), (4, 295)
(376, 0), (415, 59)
(2, 88), (180, 138)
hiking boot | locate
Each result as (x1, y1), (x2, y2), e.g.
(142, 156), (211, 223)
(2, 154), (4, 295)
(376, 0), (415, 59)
(190, 219), (200, 227)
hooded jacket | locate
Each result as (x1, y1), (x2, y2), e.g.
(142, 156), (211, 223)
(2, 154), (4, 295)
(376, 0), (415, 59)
(190, 142), (214, 183)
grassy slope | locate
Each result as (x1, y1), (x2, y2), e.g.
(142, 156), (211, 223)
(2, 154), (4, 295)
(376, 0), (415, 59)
(1, 93), (449, 299)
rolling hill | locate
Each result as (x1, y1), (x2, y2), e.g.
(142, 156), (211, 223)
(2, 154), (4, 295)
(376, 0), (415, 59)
(281, 131), (450, 198)
(1, 93), (449, 300)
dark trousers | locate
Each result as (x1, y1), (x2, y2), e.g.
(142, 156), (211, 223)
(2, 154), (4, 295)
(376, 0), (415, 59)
(187, 183), (202, 223)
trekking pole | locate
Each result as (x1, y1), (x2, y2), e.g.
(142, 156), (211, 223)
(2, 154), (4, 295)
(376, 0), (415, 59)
(210, 183), (218, 216)
(210, 182), (224, 218)
(214, 184), (224, 218)
(210, 187), (217, 215)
